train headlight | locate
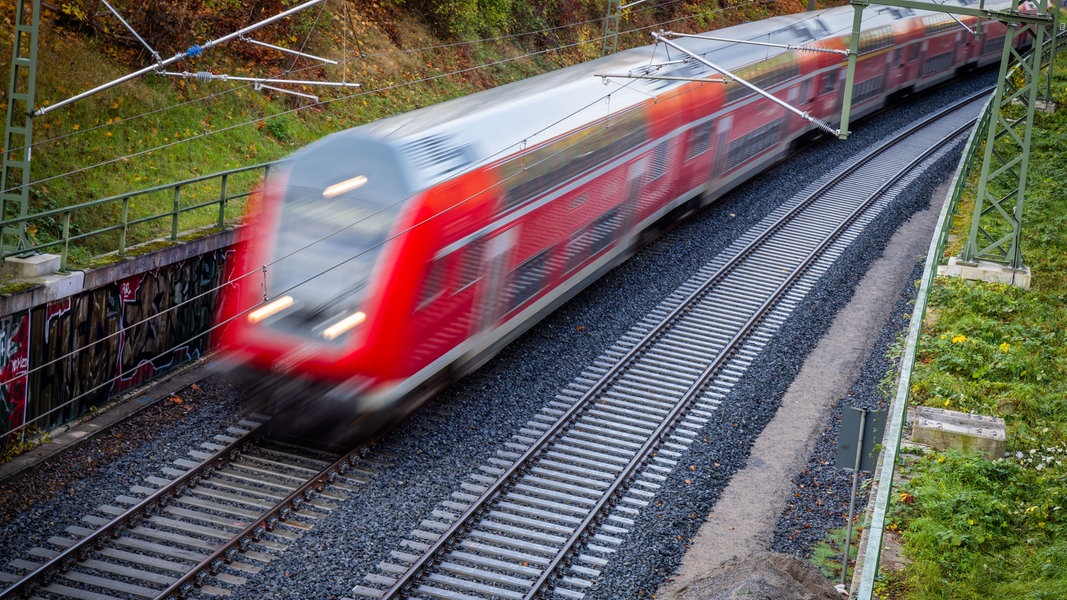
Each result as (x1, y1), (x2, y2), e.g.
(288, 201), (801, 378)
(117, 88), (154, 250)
(322, 175), (368, 198)
(247, 295), (294, 323)
(322, 311), (367, 340)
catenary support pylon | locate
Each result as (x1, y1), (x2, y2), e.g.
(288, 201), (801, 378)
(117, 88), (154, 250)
(1, 0), (40, 254)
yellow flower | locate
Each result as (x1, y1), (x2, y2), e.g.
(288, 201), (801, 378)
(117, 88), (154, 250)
(952, 334), (968, 344)
(999, 342), (1011, 352)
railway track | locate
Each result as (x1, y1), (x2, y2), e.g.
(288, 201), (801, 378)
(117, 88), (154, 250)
(352, 90), (990, 600)
(0, 417), (384, 599)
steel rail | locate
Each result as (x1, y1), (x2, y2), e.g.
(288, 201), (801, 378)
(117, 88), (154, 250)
(379, 88), (991, 599)
(526, 96), (987, 599)
(156, 443), (375, 599)
(1, 418), (380, 600)
(0, 421), (267, 599)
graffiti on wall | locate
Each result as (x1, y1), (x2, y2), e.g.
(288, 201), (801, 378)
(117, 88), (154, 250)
(0, 312), (30, 437)
(23, 249), (233, 433)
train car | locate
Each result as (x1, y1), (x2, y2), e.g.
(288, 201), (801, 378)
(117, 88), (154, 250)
(219, 1), (1020, 442)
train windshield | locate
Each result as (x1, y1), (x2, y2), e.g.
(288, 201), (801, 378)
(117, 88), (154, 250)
(264, 135), (409, 336)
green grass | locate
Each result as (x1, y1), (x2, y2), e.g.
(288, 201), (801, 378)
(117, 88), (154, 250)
(884, 56), (1067, 600)
(810, 525), (862, 581)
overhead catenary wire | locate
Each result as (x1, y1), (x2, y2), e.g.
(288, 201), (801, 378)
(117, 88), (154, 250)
(9, 0), (791, 195)
(17, 1), (647, 154)
(1, 1), (873, 438)
(11, 0), (733, 167)
(32, 0), (332, 117)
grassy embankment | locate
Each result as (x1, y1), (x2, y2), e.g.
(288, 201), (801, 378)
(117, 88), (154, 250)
(0, 0), (811, 268)
(873, 56), (1067, 599)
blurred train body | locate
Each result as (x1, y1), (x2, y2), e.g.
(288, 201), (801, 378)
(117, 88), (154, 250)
(219, 2), (1018, 442)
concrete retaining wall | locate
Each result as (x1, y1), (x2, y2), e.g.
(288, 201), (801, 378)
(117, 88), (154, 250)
(0, 229), (239, 440)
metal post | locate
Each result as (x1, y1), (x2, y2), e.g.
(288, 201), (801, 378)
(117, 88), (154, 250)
(119, 197), (130, 255)
(218, 173), (229, 228)
(1, 0), (41, 254)
(839, 2), (866, 140)
(61, 210), (71, 268)
(172, 186), (181, 241)
(841, 409), (868, 586)
(603, 0), (622, 56)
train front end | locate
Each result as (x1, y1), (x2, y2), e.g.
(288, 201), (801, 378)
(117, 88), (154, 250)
(219, 131), (416, 442)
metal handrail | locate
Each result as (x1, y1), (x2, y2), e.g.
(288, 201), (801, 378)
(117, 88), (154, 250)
(0, 161), (278, 270)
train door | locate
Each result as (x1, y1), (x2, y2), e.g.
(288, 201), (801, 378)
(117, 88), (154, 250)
(813, 69), (841, 123)
(786, 85), (803, 131)
(889, 47), (908, 91)
(473, 227), (517, 336)
(626, 156), (648, 225)
(711, 115), (733, 181)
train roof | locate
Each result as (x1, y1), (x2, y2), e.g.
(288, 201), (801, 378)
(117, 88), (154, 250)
(297, 1), (1011, 191)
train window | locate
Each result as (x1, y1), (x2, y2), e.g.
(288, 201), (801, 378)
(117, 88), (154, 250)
(923, 16), (957, 35)
(500, 110), (648, 211)
(563, 206), (624, 273)
(564, 227), (595, 274)
(858, 25), (893, 54)
(649, 142), (670, 181)
(853, 76), (884, 104)
(456, 239), (484, 291)
(921, 53), (954, 76)
(506, 249), (550, 313)
(417, 257), (448, 310)
(727, 51), (800, 104)
(589, 206), (623, 255)
(724, 119), (784, 172)
(686, 122), (713, 160)
(982, 36), (1004, 55)
(820, 72), (836, 95)
(269, 138), (408, 323)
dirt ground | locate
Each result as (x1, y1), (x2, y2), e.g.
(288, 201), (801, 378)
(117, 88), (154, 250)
(654, 181), (950, 600)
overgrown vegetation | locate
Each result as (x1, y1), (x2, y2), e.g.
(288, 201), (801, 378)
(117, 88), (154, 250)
(883, 55), (1067, 599)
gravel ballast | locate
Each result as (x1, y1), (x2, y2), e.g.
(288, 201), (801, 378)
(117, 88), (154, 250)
(0, 72), (993, 599)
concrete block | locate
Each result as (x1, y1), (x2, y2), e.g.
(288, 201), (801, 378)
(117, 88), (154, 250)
(2, 253), (60, 278)
(937, 256), (1030, 290)
(909, 406), (1006, 460)
(39, 270), (85, 301)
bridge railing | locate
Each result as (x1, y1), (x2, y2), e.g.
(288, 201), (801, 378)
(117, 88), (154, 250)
(1, 161), (279, 271)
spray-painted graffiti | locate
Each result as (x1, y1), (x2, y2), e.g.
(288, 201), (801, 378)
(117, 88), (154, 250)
(0, 312), (30, 438)
(20, 248), (234, 434)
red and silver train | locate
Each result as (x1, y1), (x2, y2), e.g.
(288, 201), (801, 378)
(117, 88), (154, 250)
(220, 2), (1018, 439)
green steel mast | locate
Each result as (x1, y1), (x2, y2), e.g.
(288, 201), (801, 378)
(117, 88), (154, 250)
(1, 0), (40, 254)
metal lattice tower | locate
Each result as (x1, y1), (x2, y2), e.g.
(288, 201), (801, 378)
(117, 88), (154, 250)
(963, 3), (1057, 268)
(842, 0), (1056, 278)
(1, 0), (40, 254)
(603, 0), (622, 56)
